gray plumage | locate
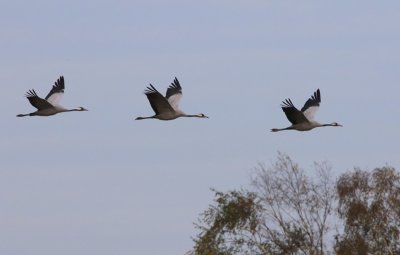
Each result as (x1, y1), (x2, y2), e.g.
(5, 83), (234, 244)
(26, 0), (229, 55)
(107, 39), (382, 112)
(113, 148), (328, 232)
(17, 76), (88, 117)
(135, 77), (208, 121)
(271, 89), (342, 132)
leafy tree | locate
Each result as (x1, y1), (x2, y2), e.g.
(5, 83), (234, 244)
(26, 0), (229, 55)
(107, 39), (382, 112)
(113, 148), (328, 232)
(335, 166), (400, 255)
(189, 153), (335, 255)
(189, 154), (400, 255)
(190, 189), (262, 255)
(251, 153), (335, 255)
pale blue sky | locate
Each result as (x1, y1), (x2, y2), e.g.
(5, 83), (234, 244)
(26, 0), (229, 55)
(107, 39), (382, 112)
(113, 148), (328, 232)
(1, 1), (400, 254)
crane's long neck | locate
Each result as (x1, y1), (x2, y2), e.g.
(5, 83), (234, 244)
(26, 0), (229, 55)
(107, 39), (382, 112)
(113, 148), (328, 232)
(59, 107), (88, 113)
(321, 122), (342, 127)
(182, 113), (208, 118)
(63, 108), (81, 112)
(183, 114), (200, 118)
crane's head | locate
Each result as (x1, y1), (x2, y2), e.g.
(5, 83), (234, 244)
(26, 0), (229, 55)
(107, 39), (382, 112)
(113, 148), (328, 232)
(197, 113), (209, 118)
(331, 122), (342, 127)
(77, 107), (88, 111)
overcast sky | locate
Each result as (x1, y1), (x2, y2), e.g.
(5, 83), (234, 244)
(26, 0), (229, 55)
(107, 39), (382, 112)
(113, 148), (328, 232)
(1, 1), (400, 254)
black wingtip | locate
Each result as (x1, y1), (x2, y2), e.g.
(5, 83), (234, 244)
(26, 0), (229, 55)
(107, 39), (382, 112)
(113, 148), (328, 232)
(57, 76), (64, 84)
(315, 88), (321, 102)
(144, 84), (158, 94)
(25, 89), (37, 98)
(168, 77), (182, 91)
(281, 98), (294, 108)
(52, 76), (65, 91)
(172, 77), (180, 87)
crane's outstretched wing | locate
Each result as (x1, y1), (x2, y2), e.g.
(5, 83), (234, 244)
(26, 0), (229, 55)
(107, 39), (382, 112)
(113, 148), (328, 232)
(301, 89), (321, 121)
(144, 84), (175, 115)
(166, 77), (182, 111)
(25, 90), (54, 110)
(45, 76), (65, 106)
(281, 99), (309, 125)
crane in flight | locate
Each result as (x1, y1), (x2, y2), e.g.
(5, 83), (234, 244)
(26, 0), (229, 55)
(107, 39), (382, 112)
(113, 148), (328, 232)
(17, 76), (88, 117)
(271, 89), (341, 132)
(135, 77), (208, 121)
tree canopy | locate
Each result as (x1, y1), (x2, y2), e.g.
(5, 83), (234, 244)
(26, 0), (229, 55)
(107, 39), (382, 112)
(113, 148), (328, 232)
(189, 154), (400, 255)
